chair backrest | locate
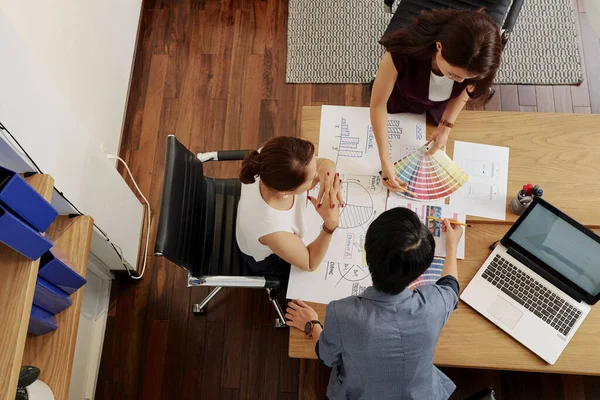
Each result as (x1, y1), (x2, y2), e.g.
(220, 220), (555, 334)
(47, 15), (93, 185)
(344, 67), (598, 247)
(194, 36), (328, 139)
(155, 135), (245, 278)
(382, 0), (518, 39)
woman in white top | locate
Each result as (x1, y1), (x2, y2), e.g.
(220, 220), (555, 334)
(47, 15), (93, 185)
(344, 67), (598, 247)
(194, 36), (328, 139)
(236, 136), (343, 290)
(370, 9), (502, 191)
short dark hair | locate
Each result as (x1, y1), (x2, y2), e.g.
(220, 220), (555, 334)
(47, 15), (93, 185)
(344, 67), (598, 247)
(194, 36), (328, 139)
(365, 208), (435, 294)
(239, 136), (315, 192)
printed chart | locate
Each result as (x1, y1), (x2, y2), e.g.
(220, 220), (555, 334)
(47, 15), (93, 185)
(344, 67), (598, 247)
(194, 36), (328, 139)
(287, 174), (385, 303)
(319, 106), (426, 175)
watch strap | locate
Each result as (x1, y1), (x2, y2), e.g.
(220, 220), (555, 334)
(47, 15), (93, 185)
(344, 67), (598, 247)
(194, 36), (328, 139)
(307, 320), (323, 337)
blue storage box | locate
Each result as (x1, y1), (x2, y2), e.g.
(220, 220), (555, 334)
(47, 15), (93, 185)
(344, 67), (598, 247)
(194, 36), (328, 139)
(38, 247), (86, 295)
(33, 276), (72, 315)
(0, 167), (58, 232)
(28, 304), (58, 336)
(0, 203), (53, 260)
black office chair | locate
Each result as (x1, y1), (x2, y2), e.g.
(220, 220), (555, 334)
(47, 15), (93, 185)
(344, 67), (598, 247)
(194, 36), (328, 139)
(382, 0), (524, 46)
(154, 135), (287, 327)
(465, 388), (496, 400)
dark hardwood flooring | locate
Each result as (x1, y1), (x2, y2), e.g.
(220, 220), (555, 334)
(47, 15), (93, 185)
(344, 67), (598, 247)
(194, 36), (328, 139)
(96, 0), (600, 398)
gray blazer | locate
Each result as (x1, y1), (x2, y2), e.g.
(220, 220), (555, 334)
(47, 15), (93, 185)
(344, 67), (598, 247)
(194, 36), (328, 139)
(317, 276), (459, 400)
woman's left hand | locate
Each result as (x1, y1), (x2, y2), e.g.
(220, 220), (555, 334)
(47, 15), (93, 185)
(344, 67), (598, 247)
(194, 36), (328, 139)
(426, 125), (451, 155)
(316, 159), (344, 207)
(286, 299), (319, 331)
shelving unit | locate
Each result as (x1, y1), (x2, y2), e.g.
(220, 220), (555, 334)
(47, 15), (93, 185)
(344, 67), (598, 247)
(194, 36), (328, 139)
(0, 174), (53, 400)
(0, 174), (94, 400)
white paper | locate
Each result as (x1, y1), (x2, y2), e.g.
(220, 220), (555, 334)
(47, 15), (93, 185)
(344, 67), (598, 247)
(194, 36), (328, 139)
(317, 105), (426, 175)
(287, 106), (427, 304)
(386, 195), (466, 259)
(287, 174), (386, 303)
(450, 141), (510, 220)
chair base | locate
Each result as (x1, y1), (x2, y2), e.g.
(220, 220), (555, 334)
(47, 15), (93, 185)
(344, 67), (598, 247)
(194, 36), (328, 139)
(191, 286), (287, 328)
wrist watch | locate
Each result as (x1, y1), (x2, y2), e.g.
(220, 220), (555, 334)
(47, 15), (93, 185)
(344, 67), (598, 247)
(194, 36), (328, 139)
(323, 224), (337, 234)
(304, 320), (323, 337)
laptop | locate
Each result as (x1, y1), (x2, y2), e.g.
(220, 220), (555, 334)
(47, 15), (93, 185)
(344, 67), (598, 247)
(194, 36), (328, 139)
(461, 197), (600, 364)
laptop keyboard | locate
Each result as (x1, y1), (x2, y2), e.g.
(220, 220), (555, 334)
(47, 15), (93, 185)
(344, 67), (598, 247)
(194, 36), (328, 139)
(482, 254), (582, 337)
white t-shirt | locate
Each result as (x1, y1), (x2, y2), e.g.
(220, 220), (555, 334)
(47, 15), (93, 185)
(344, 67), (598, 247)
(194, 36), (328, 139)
(428, 71), (454, 102)
(236, 178), (315, 262)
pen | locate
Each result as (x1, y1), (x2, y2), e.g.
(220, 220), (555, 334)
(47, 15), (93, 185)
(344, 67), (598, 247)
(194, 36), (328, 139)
(427, 216), (472, 227)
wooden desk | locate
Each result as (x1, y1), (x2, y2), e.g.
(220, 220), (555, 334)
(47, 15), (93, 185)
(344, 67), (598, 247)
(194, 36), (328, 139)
(290, 107), (600, 375)
(301, 107), (600, 227)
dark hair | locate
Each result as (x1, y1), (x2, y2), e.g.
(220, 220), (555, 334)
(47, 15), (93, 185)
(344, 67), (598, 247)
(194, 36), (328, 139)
(365, 208), (435, 294)
(380, 9), (502, 102)
(239, 136), (316, 191)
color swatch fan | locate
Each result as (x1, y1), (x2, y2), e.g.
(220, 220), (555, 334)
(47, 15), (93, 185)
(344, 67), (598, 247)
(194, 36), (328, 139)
(392, 145), (469, 200)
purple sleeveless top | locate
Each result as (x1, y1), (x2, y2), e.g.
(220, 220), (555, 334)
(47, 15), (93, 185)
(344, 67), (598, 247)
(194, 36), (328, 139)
(387, 52), (468, 122)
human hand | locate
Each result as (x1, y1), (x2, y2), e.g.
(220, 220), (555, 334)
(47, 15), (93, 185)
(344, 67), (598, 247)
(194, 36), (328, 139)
(286, 299), (319, 331)
(443, 218), (463, 250)
(381, 159), (408, 192)
(316, 159), (344, 207)
(308, 173), (341, 230)
(426, 125), (451, 155)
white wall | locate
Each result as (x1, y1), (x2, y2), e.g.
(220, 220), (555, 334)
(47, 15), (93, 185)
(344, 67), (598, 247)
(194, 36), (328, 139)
(0, 6), (143, 269)
(1, 0), (142, 157)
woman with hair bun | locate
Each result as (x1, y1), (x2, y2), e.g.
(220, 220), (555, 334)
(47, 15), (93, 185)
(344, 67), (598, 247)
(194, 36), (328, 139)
(236, 136), (343, 290)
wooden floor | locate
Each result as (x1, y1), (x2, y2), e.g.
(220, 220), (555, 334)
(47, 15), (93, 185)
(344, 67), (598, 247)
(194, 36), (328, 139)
(96, 0), (600, 398)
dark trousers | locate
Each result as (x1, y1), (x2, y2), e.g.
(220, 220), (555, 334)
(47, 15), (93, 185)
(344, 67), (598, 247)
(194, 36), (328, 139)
(240, 252), (291, 297)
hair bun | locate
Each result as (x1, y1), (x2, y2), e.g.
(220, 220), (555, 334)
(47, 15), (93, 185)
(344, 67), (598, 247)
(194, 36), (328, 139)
(239, 149), (261, 184)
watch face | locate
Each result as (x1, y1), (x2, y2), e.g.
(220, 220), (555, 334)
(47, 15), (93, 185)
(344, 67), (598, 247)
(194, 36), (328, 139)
(304, 321), (312, 335)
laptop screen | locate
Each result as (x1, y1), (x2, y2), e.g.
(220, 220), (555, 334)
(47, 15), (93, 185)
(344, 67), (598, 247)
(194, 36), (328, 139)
(508, 202), (600, 296)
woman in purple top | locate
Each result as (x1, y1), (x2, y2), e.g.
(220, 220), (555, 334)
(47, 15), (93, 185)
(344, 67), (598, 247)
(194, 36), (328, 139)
(370, 9), (503, 191)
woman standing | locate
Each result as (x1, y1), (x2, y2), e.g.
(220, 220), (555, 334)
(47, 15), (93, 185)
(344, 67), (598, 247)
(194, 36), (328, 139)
(370, 9), (502, 191)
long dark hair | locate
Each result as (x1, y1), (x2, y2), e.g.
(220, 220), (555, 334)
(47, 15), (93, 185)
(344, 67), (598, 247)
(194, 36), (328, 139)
(239, 136), (315, 191)
(380, 9), (502, 102)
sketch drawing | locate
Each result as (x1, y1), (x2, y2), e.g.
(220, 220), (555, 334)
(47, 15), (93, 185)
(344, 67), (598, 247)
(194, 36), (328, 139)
(339, 181), (375, 229)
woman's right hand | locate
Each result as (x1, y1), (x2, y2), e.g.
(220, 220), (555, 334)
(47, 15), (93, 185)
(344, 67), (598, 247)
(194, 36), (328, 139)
(381, 159), (408, 192)
(308, 174), (341, 230)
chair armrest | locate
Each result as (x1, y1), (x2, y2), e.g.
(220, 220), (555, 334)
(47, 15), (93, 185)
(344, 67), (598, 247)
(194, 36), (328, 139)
(197, 150), (250, 162)
(383, 0), (394, 13)
(188, 275), (280, 289)
(502, 0), (524, 34)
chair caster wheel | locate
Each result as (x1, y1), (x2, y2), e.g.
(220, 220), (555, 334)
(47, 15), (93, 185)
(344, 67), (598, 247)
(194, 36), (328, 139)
(275, 318), (287, 328)
(192, 304), (207, 315)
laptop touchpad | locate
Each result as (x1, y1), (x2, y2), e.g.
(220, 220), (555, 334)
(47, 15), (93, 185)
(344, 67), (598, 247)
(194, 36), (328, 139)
(488, 296), (523, 329)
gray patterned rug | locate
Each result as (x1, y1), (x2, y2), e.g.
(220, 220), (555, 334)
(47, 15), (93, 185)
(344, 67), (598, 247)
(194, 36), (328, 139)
(286, 0), (583, 85)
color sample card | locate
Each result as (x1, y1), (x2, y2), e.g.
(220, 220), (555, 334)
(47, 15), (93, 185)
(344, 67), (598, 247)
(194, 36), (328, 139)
(392, 145), (469, 201)
(387, 196), (466, 259)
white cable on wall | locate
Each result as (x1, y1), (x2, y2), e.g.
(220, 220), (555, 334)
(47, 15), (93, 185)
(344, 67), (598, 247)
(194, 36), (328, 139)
(105, 154), (150, 280)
